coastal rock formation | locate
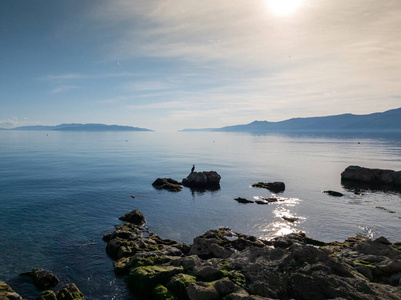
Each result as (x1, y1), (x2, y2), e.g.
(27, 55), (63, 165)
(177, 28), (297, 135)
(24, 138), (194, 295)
(0, 280), (23, 299)
(104, 210), (401, 300)
(182, 171), (221, 190)
(152, 178), (183, 192)
(251, 182), (285, 193)
(341, 165), (401, 192)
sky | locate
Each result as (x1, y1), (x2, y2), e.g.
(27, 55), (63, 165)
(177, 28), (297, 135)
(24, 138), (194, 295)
(1, 0), (400, 131)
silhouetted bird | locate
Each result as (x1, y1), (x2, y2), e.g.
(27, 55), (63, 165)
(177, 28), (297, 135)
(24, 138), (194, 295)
(191, 164), (195, 173)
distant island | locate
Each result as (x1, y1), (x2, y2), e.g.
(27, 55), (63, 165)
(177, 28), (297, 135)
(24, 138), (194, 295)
(0, 123), (153, 132)
(181, 107), (401, 133)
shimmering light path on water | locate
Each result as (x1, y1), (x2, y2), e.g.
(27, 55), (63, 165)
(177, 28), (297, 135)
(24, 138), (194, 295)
(0, 131), (400, 299)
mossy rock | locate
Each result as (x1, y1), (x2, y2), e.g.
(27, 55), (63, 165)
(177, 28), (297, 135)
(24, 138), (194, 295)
(0, 280), (23, 299)
(57, 283), (85, 300)
(220, 270), (246, 287)
(38, 290), (57, 300)
(152, 284), (177, 300)
(126, 265), (183, 298)
(167, 273), (197, 300)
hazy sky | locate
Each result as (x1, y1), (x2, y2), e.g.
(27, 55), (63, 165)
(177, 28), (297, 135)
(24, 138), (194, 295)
(1, 0), (400, 131)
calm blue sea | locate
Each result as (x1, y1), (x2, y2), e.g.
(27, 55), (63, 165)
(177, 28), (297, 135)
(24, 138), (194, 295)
(1, 130), (401, 299)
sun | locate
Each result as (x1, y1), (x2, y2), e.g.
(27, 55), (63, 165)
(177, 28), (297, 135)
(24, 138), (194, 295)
(267, 0), (303, 15)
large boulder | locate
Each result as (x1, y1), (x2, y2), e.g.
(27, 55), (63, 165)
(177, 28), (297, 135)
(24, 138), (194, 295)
(341, 165), (401, 192)
(182, 171), (221, 190)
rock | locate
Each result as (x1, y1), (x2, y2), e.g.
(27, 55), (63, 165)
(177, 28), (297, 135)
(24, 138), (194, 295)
(0, 281), (23, 300)
(118, 209), (146, 225)
(251, 182), (285, 193)
(152, 178), (183, 192)
(234, 197), (254, 204)
(182, 171), (221, 190)
(56, 283), (85, 300)
(126, 265), (184, 298)
(186, 282), (219, 300)
(167, 273), (197, 300)
(281, 216), (299, 222)
(341, 165), (401, 192)
(19, 268), (60, 290)
(375, 206), (396, 213)
(38, 290), (57, 300)
(323, 190), (344, 197)
(105, 210), (401, 300)
(152, 284), (177, 300)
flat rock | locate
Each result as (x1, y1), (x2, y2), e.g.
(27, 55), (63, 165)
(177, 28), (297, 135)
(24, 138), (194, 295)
(251, 182), (285, 193)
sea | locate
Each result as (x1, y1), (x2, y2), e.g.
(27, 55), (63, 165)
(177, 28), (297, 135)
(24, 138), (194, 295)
(1, 130), (400, 299)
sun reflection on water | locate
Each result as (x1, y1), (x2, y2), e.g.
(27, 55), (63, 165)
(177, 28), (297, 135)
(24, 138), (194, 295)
(254, 196), (305, 240)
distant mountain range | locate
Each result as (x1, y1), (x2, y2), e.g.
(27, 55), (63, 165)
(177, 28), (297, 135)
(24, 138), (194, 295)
(182, 107), (401, 133)
(0, 123), (153, 131)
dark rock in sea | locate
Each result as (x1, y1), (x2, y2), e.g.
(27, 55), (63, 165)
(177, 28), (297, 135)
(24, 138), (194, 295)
(182, 171), (221, 190)
(251, 181), (285, 193)
(118, 209), (146, 225)
(234, 197), (254, 204)
(0, 280), (23, 299)
(19, 268), (60, 290)
(341, 165), (401, 192)
(37, 289), (57, 300)
(323, 190), (344, 197)
(152, 178), (183, 192)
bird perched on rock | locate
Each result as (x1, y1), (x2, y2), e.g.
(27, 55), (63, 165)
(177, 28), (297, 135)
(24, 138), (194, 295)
(191, 164), (195, 173)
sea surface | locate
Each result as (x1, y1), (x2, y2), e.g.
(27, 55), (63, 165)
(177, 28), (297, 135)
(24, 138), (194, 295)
(1, 130), (401, 299)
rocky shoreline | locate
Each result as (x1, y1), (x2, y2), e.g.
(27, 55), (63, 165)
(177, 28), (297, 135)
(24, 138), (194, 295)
(103, 209), (401, 300)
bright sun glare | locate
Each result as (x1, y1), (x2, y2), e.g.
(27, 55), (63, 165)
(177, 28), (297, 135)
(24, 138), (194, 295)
(267, 0), (303, 15)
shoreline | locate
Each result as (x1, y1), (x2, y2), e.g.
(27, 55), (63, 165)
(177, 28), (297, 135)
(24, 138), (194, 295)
(102, 209), (401, 300)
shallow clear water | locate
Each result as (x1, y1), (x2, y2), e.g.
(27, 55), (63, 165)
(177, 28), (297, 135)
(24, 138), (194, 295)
(1, 130), (401, 299)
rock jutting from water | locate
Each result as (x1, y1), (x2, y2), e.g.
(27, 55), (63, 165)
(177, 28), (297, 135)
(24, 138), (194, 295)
(152, 178), (183, 192)
(182, 171), (221, 190)
(104, 209), (401, 300)
(341, 165), (401, 192)
(251, 181), (285, 193)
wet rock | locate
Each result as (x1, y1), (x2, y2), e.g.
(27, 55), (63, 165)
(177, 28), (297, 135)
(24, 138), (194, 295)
(118, 209), (146, 225)
(251, 182), (285, 193)
(0, 280), (23, 300)
(105, 211), (401, 300)
(152, 178), (183, 192)
(323, 190), (344, 197)
(37, 290), (57, 300)
(234, 197), (254, 204)
(19, 268), (60, 290)
(56, 283), (85, 300)
(341, 165), (401, 192)
(182, 171), (221, 189)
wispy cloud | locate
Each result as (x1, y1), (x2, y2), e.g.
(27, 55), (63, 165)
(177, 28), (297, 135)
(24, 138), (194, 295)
(50, 85), (80, 94)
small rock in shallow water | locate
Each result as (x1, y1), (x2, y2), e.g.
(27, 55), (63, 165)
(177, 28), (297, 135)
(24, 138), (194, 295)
(252, 181), (285, 193)
(234, 197), (254, 204)
(323, 190), (344, 197)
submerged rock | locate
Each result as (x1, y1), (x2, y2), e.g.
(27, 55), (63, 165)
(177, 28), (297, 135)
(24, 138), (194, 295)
(341, 165), (401, 192)
(182, 171), (221, 190)
(251, 181), (285, 193)
(152, 178), (183, 192)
